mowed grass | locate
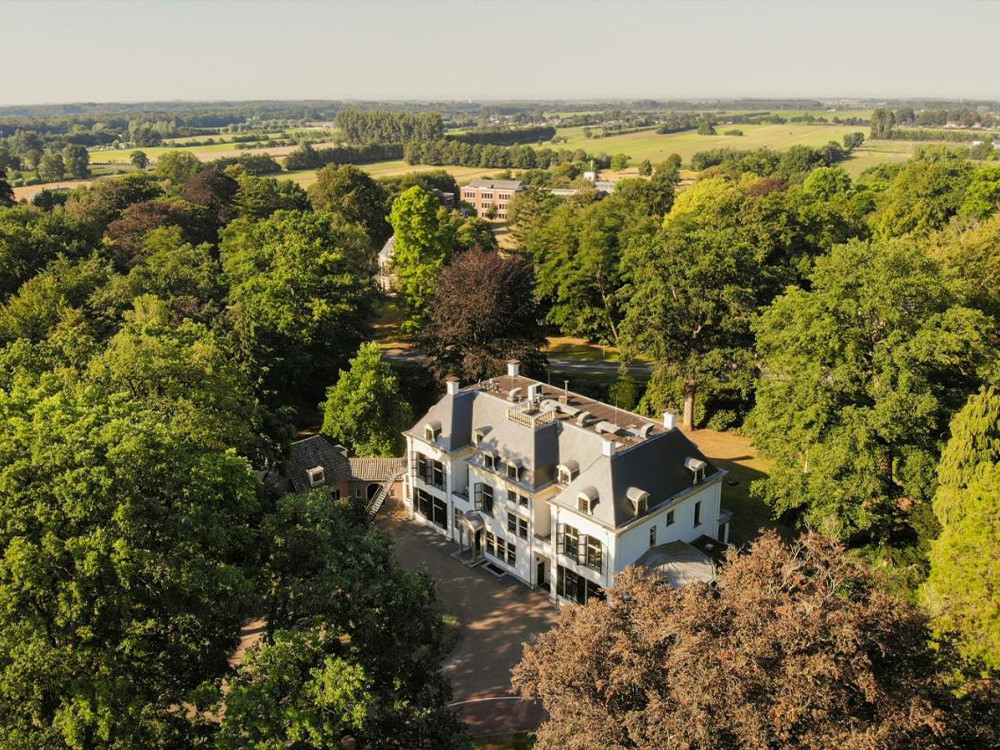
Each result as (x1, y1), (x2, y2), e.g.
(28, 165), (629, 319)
(550, 123), (866, 165)
(548, 122), (967, 179)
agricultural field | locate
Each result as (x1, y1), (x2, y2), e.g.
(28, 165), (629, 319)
(551, 123), (965, 178)
(89, 139), (341, 164)
(279, 161), (501, 189)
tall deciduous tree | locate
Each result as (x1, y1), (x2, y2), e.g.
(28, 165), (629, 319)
(0, 379), (261, 747)
(621, 216), (760, 429)
(387, 186), (458, 332)
(62, 144), (90, 179)
(154, 151), (202, 192)
(418, 248), (547, 381)
(923, 387), (1000, 670)
(321, 341), (412, 456)
(220, 210), (374, 403)
(129, 150), (150, 171)
(747, 239), (997, 538)
(514, 532), (1000, 750)
(217, 492), (471, 749)
(308, 164), (390, 247)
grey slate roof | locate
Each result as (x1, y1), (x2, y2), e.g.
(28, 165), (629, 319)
(286, 435), (351, 493)
(634, 541), (715, 587)
(407, 378), (722, 530)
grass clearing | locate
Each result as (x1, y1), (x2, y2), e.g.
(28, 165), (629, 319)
(680, 427), (775, 544)
(474, 733), (535, 750)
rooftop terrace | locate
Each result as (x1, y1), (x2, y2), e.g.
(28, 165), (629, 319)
(466, 372), (673, 453)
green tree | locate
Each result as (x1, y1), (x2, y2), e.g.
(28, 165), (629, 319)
(87, 308), (265, 459)
(321, 341), (412, 456)
(621, 217), (761, 430)
(215, 628), (372, 749)
(872, 159), (974, 238)
(610, 153), (631, 171)
(130, 150), (150, 170)
(234, 171), (310, 221)
(0, 167), (13, 207)
(843, 131), (865, 150)
(637, 159), (653, 176)
(0, 205), (96, 301)
(308, 164), (390, 247)
(66, 172), (164, 233)
(958, 165), (1000, 221)
(154, 151), (202, 191)
(387, 186), (458, 331)
(36, 151), (65, 182)
(0, 378), (261, 747)
(870, 107), (896, 139)
(232, 492), (471, 749)
(220, 210), (375, 403)
(94, 226), (222, 323)
(697, 120), (717, 136)
(747, 239), (997, 538)
(923, 388), (1000, 669)
(62, 144), (90, 179)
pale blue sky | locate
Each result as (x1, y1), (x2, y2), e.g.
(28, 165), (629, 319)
(1, 1), (997, 106)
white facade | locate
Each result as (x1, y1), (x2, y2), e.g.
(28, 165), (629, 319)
(403, 365), (730, 605)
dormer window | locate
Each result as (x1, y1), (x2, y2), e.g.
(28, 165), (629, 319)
(474, 427), (490, 445)
(627, 487), (649, 516)
(684, 457), (707, 485)
(577, 487), (598, 515)
(483, 452), (496, 471)
(307, 466), (325, 488)
(557, 460), (579, 487)
(506, 461), (520, 481)
(424, 421), (442, 443)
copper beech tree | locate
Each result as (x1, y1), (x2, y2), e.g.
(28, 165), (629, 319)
(513, 532), (999, 750)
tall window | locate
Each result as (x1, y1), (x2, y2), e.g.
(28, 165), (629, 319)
(694, 500), (702, 527)
(649, 525), (657, 547)
(666, 509), (675, 526)
(585, 536), (603, 572)
(506, 513), (528, 539)
(557, 524), (580, 558)
(474, 483), (494, 516)
(414, 453), (444, 489)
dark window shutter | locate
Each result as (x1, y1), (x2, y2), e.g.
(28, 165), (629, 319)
(577, 534), (588, 565)
(474, 483), (483, 511)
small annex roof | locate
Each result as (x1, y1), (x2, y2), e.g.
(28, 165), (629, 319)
(635, 541), (715, 588)
(286, 435), (351, 493)
(348, 457), (406, 483)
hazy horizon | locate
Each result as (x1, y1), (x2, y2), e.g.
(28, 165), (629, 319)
(2, 0), (998, 107)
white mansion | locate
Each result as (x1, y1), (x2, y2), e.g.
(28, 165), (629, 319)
(403, 361), (732, 605)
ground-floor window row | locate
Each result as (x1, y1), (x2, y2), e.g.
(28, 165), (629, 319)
(556, 565), (605, 605)
(485, 531), (516, 566)
(415, 489), (448, 530)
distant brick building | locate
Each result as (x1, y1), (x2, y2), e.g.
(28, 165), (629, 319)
(460, 179), (522, 222)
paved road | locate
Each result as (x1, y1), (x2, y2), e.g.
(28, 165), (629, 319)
(378, 502), (559, 735)
(547, 357), (652, 378)
(384, 350), (652, 379)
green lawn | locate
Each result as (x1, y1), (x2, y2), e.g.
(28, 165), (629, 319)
(278, 161), (501, 189)
(474, 733), (535, 750)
